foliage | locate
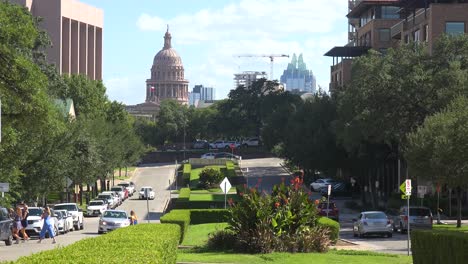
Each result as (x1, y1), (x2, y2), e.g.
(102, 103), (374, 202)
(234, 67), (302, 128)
(190, 209), (230, 224)
(405, 96), (468, 227)
(411, 230), (468, 264)
(183, 222), (230, 247)
(207, 229), (237, 251)
(226, 175), (330, 253)
(174, 188), (191, 209)
(198, 167), (223, 189)
(183, 164), (191, 185)
(317, 217), (340, 244)
(13, 224), (180, 264)
(160, 210), (191, 243)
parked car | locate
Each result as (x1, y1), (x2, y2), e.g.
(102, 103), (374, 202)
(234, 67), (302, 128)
(0, 207), (13, 246)
(214, 152), (241, 160)
(86, 200), (108, 217)
(97, 193), (117, 209)
(241, 137), (260, 147)
(201, 152), (216, 159)
(25, 207), (60, 237)
(209, 140), (239, 149)
(192, 140), (210, 149)
(98, 210), (131, 234)
(53, 210), (70, 234)
(353, 211), (393, 238)
(139, 186), (155, 200)
(118, 182), (135, 196)
(317, 202), (339, 221)
(53, 203), (84, 231)
(310, 178), (336, 191)
(110, 186), (126, 201)
(392, 206), (433, 233)
(54, 209), (74, 233)
(102, 191), (122, 206)
(319, 182), (351, 197)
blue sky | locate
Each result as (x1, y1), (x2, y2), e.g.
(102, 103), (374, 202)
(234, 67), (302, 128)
(80, 0), (348, 105)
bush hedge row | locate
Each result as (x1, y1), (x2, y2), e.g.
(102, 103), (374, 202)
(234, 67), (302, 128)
(412, 230), (468, 264)
(317, 217), (340, 244)
(174, 187), (191, 209)
(160, 210), (190, 243)
(183, 164), (191, 185)
(225, 161), (236, 178)
(14, 224), (180, 264)
(161, 209), (229, 243)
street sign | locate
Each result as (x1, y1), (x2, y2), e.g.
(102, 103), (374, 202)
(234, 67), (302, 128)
(0, 183), (9, 192)
(66, 177), (73, 188)
(220, 177), (232, 194)
(401, 194), (409, 199)
(417, 185), (427, 198)
(327, 184), (332, 196)
(405, 179), (412, 195)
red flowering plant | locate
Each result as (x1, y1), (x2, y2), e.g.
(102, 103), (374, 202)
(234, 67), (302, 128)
(223, 172), (330, 253)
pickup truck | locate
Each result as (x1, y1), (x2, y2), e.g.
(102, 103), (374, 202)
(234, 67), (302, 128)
(53, 203), (84, 231)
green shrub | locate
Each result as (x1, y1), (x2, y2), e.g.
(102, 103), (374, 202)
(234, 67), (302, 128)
(317, 217), (340, 244)
(174, 188), (191, 208)
(199, 167), (223, 189)
(14, 224), (180, 264)
(226, 161), (236, 178)
(160, 210), (191, 243)
(207, 229), (237, 251)
(412, 230), (468, 264)
(183, 164), (191, 185)
(190, 209), (230, 224)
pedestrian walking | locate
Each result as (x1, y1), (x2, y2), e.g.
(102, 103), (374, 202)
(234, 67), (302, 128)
(21, 204), (30, 241)
(13, 207), (23, 244)
(130, 210), (138, 225)
(37, 206), (56, 244)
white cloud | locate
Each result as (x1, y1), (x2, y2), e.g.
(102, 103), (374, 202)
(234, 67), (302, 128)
(133, 0), (348, 99)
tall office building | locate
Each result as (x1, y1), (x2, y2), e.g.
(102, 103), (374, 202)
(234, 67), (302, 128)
(193, 85), (215, 101)
(234, 71), (268, 88)
(13, 0), (104, 80)
(280, 53), (316, 93)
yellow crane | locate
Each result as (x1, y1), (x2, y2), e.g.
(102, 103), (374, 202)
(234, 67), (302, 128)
(236, 54), (289, 80)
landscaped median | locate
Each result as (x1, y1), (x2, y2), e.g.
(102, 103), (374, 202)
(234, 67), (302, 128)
(411, 229), (468, 264)
(11, 224), (180, 264)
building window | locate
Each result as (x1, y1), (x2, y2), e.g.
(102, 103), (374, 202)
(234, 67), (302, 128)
(423, 24), (429, 42)
(414, 29), (421, 42)
(404, 34), (410, 44)
(446, 22), (465, 35)
(380, 6), (400, 19)
(378, 28), (391, 42)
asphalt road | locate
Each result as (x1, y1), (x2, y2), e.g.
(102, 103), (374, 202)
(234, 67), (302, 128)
(240, 157), (293, 193)
(0, 163), (176, 262)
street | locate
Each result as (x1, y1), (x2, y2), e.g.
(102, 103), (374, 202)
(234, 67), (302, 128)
(0, 163), (175, 262)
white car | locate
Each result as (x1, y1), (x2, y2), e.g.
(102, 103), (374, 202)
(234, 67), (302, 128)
(353, 211), (393, 238)
(54, 210), (73, 234)
(118, 182), (135, 196)
(242, 137), (260, 147)
(98, 210), (131, 234)
(310, 178), (336, 191)
(201, 153), (216, 159)
(139, 186), (155, 200)
(86, 200), (108, 217)
(25, 207), (59, 237)
(53, 203), (84, 231)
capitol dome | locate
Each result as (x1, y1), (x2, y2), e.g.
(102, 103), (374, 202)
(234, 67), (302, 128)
(146, 26), (189, 105)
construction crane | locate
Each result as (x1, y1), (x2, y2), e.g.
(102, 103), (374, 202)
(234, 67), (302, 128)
(236, 54), (289, 80)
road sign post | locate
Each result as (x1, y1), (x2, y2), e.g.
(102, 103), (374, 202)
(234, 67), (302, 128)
(220, 177), (232, 209)
(326, 184), (332, 218)
(0, 183), (9, 198)
(405, 179), (411, 256)
(146, 188), (150, 223)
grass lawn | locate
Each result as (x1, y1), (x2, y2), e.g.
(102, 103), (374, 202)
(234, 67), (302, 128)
(177, 250), (412, 264)
(189, 193), (239, 202)
(182, 223), (229, 246)
(433, 224), (468, 231)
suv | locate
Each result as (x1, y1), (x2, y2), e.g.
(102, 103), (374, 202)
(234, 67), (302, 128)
(0, 207), (13, 246)
(53, 203), (84, 231)
(393, 206), (432, 233)
(25, 207), (59, 237)
(192, 140), (209, 149)
(317, 202), (339, 222)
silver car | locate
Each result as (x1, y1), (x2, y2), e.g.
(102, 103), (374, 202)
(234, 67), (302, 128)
(98, 210), (130, 234)
(393, 206), (432, 233)
(353, 211), (393, 238)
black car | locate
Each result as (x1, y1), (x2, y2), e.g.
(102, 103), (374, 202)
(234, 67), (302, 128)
(319, 182), (351, 197)
(0, 207), (13, 246)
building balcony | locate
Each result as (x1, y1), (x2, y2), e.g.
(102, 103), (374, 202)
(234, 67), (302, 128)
(391, 20), (403, 39)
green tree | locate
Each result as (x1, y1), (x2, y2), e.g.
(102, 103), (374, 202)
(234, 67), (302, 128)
(406, 96), (468, 227)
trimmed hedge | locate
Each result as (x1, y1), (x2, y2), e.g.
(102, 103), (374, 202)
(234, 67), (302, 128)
(412, 230), (468, 264)
(183, 164), (191, 185)
(190, 209), (230, 224)
(174, 188), (191, 209)
(317, 217), (340, 244)
(161, 209), (230, 243)
(160, 210), (190, 243)
(14, 224), (180, 264)
(226, 161), (236, 178)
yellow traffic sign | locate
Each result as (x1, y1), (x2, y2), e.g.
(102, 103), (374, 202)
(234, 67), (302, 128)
(400, 181), (412, 195)
(401, 194), (409, 200)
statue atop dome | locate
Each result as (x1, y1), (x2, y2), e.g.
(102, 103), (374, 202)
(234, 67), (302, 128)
(163, 24), (172, 49)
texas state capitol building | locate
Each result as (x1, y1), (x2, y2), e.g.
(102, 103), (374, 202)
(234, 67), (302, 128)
(126, 27), (189, 119)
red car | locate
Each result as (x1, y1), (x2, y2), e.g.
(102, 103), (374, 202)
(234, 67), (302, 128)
(317, 202), (339, 222)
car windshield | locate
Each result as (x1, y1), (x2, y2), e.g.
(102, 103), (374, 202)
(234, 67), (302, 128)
(28, 208), (43, 216)
(89, 201), (104, 206)
(54, 204), (77, 211)
(364, 212), (387, 219)
(141, 188), (152, 191)
(103, 211), (127, 219)
(111, 187), (122, 191)
(98, 195), (111, 200)
(410, 208), (431, 216)
(118, 183), (129, 187)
